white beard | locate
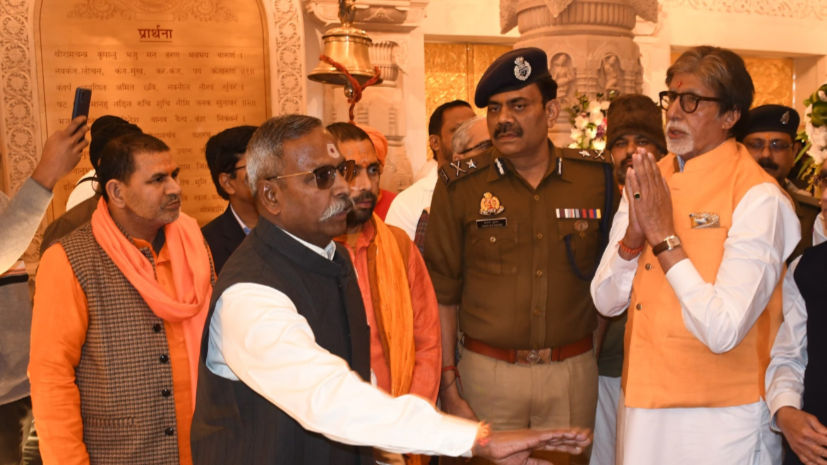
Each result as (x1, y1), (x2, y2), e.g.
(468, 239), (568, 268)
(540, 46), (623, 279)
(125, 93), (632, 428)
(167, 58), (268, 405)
(665, 121), (695, 156)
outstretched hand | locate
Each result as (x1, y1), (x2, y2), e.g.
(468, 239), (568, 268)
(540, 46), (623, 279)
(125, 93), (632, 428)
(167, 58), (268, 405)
(472, 427), (592, 465)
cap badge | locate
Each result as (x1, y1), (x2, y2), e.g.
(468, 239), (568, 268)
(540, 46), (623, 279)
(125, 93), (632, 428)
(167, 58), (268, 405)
(479, 192), (505, 216)
(514, 56), (532, 81)
(780, 110), (791, 125)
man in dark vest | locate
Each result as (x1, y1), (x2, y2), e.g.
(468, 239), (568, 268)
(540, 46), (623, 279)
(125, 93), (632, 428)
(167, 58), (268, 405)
(765, 156), (827, 465)
(202, 125), (259, 273)
(190, 114), (593, 465)
(30, 132), (214, 465)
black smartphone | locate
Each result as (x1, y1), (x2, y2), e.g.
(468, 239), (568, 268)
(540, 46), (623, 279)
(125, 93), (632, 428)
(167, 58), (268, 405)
(71, 87), (92, 120)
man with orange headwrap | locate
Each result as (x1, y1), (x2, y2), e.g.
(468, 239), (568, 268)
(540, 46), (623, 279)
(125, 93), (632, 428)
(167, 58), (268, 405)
(358, 124), (397, 220)
(327, 122), (441, 465)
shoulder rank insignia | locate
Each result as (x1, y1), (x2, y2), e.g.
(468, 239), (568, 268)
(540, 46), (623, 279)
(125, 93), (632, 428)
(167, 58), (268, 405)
(438, 152), (491, 185)
(561, 147), (610, 163)
(479, 192), (505, 216)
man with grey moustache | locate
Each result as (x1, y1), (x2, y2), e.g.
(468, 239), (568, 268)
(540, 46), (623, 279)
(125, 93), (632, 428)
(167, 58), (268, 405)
(591, 45), (799, 464)
(190, 114), (593, 465)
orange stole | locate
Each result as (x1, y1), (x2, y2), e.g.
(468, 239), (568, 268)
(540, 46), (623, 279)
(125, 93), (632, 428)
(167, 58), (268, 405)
(623, 140), (784, 409)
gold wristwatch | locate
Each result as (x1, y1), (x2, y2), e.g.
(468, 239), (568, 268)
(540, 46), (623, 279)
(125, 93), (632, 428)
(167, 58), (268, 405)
(652, 235), (681, 256)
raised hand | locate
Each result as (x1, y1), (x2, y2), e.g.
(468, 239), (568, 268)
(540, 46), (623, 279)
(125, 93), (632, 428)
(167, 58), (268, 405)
(31, 116), (89, 190)
(625, 150), (675, 247)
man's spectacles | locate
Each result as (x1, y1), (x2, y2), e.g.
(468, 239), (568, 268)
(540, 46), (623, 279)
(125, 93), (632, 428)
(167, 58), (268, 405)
(353, 162), (382, 178)
(268, 159), (356, 189)
(458, 139), (493, 155)
(659, 90), (722, 113)
(814, 171), (827, 190)
(743, 139), (792, 154)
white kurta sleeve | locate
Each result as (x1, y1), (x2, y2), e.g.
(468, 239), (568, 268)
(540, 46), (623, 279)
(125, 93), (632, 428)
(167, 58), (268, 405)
(591, 188), (639, 317)
(207, 282), (479, 457)
(664, 183), (800, 354)
(765, 256), (807, 430)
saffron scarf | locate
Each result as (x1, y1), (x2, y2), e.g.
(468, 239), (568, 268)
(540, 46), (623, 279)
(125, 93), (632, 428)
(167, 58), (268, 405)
(91, 197), (212, 409)
(369, 215), (416, 397)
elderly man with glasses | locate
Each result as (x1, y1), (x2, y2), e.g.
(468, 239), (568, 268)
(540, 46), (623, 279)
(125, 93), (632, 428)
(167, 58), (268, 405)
(190, 114), (593, 465)
(591, 46), (800, 464)
(737, 105), (818, 262)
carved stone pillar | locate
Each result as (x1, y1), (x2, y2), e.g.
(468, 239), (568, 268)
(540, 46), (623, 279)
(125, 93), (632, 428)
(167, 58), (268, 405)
(502, 0), (657, 146)
(303, 0), (429, 192)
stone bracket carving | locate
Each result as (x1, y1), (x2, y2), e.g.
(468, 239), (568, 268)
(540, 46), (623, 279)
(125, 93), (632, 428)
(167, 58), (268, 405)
(303, 0), (428, 31)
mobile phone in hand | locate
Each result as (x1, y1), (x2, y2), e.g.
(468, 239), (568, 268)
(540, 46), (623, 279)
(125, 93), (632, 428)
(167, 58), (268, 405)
(71, 87), (92, 120)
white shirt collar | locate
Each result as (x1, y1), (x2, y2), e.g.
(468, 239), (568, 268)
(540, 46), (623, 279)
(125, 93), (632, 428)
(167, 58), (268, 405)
(279, 227), (337, 261)
(229, 204), (251, 235)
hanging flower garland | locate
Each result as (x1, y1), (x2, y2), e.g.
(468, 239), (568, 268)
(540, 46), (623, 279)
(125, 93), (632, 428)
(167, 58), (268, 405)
(566, 91), (617, 152)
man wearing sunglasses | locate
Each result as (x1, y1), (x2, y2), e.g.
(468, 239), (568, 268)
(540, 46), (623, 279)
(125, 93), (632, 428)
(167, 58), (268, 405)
(202, 125), (259, 273)
(191, 114), (593, 465)
(592, 46), (799, 464)
(452, 116), (492, 162)
(737, 105), (818, 262)
(328, 122), (441, 465)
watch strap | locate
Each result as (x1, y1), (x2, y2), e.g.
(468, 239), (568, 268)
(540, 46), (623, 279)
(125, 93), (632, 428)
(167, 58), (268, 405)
(652, 235), (681, 256)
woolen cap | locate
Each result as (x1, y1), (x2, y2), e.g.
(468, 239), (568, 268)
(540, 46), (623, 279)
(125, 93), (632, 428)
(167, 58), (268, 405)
(606, 94), (666, 155)
(738, 104), (800, 140)
(474, 47), (552, 108)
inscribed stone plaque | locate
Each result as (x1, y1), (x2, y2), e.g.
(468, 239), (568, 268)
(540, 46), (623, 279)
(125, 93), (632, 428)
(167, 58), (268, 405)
(36, 0), (269, 225)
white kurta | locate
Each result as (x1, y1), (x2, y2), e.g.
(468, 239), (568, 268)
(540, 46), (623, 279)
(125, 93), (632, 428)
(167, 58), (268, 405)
(205, 230), (478, 457)
(590, 179), (800, 465)
(384, 165), (437, 241)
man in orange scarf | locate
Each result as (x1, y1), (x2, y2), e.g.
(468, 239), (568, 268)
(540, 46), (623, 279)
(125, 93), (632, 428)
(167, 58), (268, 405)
(29, 132), (213, 465)
(327, 122), (441, 465)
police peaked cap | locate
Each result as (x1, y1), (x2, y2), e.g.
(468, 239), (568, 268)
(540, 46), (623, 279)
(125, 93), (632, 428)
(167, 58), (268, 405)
(738, 104), (800, 140)
(474, 47), (553, 108)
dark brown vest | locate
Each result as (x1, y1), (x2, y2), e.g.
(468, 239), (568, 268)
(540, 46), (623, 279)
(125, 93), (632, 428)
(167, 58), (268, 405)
(61, 223), (179, 465)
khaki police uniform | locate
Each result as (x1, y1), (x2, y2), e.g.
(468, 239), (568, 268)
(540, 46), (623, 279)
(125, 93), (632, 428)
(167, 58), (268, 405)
(425, 141), (618, 458)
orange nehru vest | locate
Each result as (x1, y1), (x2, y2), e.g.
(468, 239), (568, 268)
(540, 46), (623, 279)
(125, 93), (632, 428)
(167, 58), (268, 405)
(623, 139), (784, 409)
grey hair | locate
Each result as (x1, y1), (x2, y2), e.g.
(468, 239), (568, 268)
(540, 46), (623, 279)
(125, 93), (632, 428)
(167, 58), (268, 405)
(451, 115), (486, 155)
(246, 114), (323, 195)
(666, 46), (753, 136)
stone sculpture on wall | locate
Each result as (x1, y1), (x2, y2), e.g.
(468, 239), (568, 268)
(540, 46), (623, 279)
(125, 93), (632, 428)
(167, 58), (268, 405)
(499, 0), (656, 146)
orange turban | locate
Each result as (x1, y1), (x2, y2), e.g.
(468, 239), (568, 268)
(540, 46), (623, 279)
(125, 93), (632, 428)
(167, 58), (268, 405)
(358, 124), (388, 165)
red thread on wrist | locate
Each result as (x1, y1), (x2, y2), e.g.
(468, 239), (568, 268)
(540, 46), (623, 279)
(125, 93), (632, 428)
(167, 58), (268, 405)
(618, 240), (644, 256)
(441, 365), (462, 391)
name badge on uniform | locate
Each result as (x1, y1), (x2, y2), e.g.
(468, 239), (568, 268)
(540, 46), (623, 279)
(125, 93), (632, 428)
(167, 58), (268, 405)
(689, 212), (720, 228)
(555, 208), (602, 219)
(476, 217), (507, 229)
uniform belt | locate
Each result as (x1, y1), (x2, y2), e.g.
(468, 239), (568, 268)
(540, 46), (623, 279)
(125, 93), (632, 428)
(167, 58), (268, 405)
(462, 335), (592, 364)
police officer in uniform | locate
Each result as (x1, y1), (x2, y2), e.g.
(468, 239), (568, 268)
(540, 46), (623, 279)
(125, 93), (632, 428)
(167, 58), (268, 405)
(425, 48), (617, 464)
(737, 104), (818, 262)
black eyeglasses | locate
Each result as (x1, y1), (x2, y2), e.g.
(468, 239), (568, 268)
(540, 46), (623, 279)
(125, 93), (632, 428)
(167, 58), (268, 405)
(743, 138), (792, 154)
(458, 139), (493, 155)
(659, 90), (722, 113)
(353, 162), (382, 178)
(268, 159), (356, 189)
(814, 171), (827, 190)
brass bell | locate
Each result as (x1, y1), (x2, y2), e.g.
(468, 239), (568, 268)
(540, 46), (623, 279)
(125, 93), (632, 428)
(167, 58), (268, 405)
(307, 0), (382, 88)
